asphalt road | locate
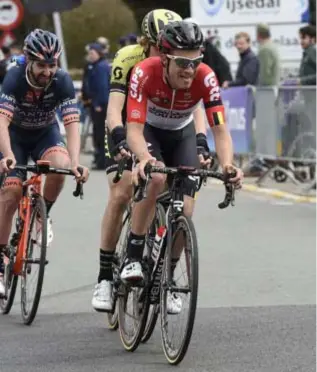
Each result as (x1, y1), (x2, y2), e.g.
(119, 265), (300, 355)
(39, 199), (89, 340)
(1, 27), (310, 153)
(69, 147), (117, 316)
(0, 170), (315, 372)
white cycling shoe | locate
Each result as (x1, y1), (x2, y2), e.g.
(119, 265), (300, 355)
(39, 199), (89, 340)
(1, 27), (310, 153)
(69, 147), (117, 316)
(92, 280), (113, 312)
(37, 217), (54, 247)
(167, 291), (182, 315)
(120, 261), (144, 282)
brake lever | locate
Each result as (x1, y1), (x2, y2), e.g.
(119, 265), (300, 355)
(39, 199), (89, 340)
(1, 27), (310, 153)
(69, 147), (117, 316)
(218, 171), (236, 209)
(73, 167), (84, 199)
(134, 173), (150, 202)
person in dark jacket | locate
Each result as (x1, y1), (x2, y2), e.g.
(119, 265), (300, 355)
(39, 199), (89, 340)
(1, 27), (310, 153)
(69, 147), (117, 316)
(86, 43), (111, 170)
(203, 38), (233, 86)
(223, 32), (259, 88)
(298, 25), (316, 85)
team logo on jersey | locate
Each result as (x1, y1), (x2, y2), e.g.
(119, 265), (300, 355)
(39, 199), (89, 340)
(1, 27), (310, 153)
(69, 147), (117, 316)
(162, 98), (170, 104)
(131, 109), (141, 119)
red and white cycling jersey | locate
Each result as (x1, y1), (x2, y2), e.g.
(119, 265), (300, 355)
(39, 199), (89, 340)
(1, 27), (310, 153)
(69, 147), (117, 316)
(126, 56), (225, 130)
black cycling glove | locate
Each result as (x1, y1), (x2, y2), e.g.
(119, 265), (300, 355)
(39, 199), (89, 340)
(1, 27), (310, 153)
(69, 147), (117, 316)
(196, 133), (210, 159)
(110, 126), (130, 156)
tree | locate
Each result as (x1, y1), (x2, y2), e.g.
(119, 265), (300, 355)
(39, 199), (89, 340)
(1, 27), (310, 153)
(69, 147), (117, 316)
(121, 0), (190, 28)
(61, 0), (137, 68)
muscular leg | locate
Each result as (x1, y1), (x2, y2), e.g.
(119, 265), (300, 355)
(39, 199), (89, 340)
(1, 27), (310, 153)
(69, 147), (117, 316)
(121, 162), (166, 282)
(41, 146), (70, 215)
(0, 178), (23, 247)
(98, 171), (133, 282)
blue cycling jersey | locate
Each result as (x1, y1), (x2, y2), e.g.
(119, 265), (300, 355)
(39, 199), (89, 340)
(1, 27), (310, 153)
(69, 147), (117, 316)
(0, 64), (79, 130)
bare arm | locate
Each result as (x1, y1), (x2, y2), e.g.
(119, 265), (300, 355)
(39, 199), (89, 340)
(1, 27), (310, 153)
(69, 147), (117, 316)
(193, 105), (207, 135)
(106, 92), (125, 131)
(127, 122), (151, 162)
(64, 122), (81, 166)
(211, 124), (233, 168)
(0, 116), (13, 157)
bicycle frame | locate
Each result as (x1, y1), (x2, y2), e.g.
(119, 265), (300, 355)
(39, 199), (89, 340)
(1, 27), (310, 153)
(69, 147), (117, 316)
(13, 173), (43, 275)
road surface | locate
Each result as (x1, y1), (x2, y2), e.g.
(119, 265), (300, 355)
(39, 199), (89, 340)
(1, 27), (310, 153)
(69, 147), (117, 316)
(0, 170), (315, 372)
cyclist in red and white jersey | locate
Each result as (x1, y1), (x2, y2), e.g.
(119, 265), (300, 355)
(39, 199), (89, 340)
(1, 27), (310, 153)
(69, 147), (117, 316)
(122, 21), (243, 313)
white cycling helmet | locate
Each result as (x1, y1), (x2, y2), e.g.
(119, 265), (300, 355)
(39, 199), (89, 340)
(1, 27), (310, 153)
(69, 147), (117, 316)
(183, 17), (200, 24)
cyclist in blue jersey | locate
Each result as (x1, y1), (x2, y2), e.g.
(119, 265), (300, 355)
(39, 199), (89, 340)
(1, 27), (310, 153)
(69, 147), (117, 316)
(0, 29), (89, 297)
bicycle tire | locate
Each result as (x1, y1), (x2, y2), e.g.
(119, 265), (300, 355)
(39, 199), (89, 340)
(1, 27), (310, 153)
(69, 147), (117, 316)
(21, 195), (47, 325)
(141, 202), (166, 343)
(160, 215), (199, 365)
(107, 209), (131, 331)
(0, 275), (18, 314)
(117, 212), (151, 352)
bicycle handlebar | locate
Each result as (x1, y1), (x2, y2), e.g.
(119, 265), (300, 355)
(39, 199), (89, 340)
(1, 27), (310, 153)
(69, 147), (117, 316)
(0, 160), (84, 199)
(136, 164), (236, 209)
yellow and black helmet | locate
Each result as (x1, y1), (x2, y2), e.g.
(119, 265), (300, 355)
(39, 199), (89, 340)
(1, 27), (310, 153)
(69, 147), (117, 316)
(141, 9), (182, 44)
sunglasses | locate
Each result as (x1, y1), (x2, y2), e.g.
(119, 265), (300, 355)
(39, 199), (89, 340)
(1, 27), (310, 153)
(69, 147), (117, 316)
(166, 54), (204, 69)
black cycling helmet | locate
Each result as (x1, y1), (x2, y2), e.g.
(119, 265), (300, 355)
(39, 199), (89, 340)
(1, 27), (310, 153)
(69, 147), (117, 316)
(24, 29), (62, 63)
(141, 9), (182, 44)
(158, 21), (204, 52)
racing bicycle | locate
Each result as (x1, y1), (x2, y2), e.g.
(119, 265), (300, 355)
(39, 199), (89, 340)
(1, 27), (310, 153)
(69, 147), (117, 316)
(0, 160), (84, 325)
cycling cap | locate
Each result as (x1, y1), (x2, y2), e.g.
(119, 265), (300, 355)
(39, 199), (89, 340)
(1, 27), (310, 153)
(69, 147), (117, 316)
(158, 21), (204, 51)
(24, 29), (62, 63)
(141, 9), (182, 44)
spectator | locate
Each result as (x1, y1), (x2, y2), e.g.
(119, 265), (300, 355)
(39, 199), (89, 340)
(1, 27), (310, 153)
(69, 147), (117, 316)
(298, 25), (316, 85)
(126, 33), (138, 45)
(0, 46), (10, 84)
(203, 37), (232, 86)
(118, 36), (127, 50)
(86, 43), (111, 170)
(256, 24), (281, 86)
(96, 36), (110, 58)
(222, 32), (259, 88)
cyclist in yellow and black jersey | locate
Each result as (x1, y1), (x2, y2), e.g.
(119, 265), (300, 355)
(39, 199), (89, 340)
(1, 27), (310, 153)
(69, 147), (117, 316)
(109, 43), (146, 125)
(92, 9), (209, 313)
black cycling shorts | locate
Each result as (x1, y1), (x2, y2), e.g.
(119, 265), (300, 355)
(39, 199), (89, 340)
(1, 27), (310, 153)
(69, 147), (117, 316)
(143, 122), (199, 198)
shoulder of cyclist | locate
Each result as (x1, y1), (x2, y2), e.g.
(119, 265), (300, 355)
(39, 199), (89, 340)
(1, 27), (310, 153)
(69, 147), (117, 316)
(110, 44), (146, 94)
(194, 63), (226, 128)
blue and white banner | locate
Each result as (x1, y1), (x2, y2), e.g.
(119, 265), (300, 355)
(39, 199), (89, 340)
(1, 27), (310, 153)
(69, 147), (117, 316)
(191, 0), (309, 26)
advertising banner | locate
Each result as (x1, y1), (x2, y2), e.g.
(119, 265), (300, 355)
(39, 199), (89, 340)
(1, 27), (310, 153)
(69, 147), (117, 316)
(191, 0), (309, 26)
(207, 86), (253, 154)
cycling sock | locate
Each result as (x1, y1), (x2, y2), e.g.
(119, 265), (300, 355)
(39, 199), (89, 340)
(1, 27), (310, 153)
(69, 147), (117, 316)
(44, 198), (55, 216)
(171, 258), (179, 277)
(127, 232), (145, 261)
(98, 250), (114, 283)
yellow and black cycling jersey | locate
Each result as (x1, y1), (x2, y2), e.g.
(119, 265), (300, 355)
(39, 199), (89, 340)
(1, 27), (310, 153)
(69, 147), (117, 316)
(110, 44), (146, 95)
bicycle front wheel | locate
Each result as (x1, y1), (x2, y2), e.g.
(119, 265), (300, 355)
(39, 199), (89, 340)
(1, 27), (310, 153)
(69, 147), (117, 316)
(160, 215), (199, 365)
(141, 202), (166, 344)
(21, 195), (47, 325)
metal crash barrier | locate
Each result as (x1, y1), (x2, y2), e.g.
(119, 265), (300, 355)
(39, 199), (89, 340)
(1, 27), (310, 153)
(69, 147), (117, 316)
(254, 86), (316, 192)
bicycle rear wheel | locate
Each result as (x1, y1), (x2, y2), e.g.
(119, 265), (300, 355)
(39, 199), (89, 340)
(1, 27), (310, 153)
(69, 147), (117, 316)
(160, 215), (199, 365)
(21, 195), (47, 325)
(107, 208), (131, 331)
(117, 215), (150, 351)
(141, 202), (166, 343)
(0, 259), (18, 315)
